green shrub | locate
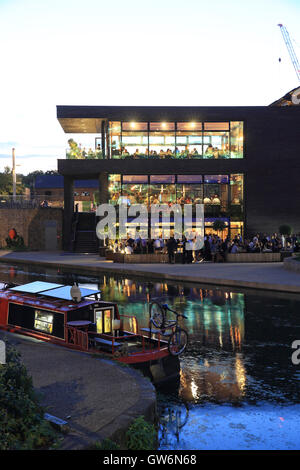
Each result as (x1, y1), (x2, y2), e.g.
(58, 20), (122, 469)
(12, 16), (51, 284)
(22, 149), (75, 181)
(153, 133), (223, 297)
(87, 439), (120, 450)
(0, 343), (57, 450)
(279, 224), (292, 236)
(5, 234), (25, 249)
(125, 416), (156, 450)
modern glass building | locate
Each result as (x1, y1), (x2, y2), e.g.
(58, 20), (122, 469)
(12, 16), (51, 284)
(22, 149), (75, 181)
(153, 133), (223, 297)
(57, 90), (300, 250)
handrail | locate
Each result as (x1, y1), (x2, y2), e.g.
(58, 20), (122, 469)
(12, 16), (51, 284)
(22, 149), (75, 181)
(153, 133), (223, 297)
(119, 313), (139, 334)
(71, 204), (79, 251)
(65, 324), (88, 351)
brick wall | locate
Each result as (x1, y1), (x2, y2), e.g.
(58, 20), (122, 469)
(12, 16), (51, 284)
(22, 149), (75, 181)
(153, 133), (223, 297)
(0, 208), (63, 250)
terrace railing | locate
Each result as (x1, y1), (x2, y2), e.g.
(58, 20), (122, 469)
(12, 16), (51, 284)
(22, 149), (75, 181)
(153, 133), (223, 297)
(0, 195), (63, 209)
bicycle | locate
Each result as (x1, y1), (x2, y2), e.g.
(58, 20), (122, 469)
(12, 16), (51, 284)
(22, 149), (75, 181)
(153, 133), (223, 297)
(149, 302), (188, 356)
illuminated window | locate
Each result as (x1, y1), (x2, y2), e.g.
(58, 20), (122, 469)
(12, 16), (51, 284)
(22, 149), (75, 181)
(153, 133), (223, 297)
(177, 122), (202, 131)
(108, 121), (121, 158)
(95, 308), (113, 334)
(34, 310), (53, 334)
(230, 122), (243, 158)
(150, 122), (175, 131)
(122, 122), (148, 131)
(204, 122), (230, 131)
(108, 174), (121, 205)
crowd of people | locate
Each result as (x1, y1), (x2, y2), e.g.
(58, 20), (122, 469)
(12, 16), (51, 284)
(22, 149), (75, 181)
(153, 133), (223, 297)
(110, 231), (300, 264)
(118, 144), (229, 160)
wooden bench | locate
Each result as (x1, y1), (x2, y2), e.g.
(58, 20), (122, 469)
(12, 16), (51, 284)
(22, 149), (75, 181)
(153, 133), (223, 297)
(105, 252), (169, 264)
(91, 337), (122, 349)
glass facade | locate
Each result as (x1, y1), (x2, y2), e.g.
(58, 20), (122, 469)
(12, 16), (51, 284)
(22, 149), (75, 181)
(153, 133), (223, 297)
(108, 173), (244, 236)
(105, 121), (243, 160)
(66, 133), (103, 159)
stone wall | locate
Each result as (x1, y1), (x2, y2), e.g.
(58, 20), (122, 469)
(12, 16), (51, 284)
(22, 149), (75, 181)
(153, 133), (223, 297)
(0, 208), (63, 250)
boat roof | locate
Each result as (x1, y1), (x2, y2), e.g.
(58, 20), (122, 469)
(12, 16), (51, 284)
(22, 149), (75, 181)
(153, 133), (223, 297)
(9, 281), (101, 300)
(0, 281), (106, 313)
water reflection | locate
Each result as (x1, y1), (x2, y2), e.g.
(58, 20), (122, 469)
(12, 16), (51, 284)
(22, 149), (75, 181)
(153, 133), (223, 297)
(1, 262), (299, 449)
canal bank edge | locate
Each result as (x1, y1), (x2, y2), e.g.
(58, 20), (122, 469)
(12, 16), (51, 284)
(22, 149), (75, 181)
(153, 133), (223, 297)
(1, 251), (300, 293)
(61, 363), (157, 450)
(0, 330), (157, 450)
(283, 257), (300, 273)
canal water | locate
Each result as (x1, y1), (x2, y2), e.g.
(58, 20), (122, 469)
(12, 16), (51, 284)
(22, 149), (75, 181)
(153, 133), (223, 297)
(1, 263), (299, 450)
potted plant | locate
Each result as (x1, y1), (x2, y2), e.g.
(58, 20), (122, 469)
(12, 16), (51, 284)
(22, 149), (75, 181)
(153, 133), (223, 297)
(279, 224), (292, 236)
(213, 220), (226, 233)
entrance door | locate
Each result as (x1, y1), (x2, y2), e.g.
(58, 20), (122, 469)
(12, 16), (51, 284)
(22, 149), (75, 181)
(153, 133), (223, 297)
(44, 220), (57, 250)
(95, 308), (113, 334)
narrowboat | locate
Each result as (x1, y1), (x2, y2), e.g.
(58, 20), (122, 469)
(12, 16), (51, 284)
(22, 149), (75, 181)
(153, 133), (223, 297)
(0, 281), (180, 384)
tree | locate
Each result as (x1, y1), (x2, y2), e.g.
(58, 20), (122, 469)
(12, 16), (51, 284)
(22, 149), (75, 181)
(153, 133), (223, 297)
(279, 224), (292, 236)
(0, 167), (25, 195)
(213, 220), (226, 232)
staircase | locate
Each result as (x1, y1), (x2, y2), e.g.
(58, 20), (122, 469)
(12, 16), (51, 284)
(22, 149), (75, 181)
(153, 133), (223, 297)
(73, 213), (98, 253)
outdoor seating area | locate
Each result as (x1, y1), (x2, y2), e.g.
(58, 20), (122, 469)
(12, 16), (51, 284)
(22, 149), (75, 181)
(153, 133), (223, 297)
(104, 231), (300, 264)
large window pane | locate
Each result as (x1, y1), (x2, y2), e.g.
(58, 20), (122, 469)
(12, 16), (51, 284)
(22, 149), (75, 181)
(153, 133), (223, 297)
(149, 184), (176, 204)
(230, 122), (243, 158)
(176, 131), (202, 158)
(150, 122), (175, 131)
(66, 134), (102, 159)
(122, 183), (148, 205)
(122, 122), (148, 131)
(123, 175), (148, 184)
(121, 131), (148, 157)
(108, 121), (121, 158)
(230, 174), (244, 219)
(150, 175), (175, 184)
(203, 131), (229, 158)
(204, 175), (229, 184)
(204, 122), (230, 131)
(149, 131), (175, 157)
(108, 174), (121, 204)
(176, 184), (203, 204)
(204, 180), (228, 216)
(177, 122), (202, 131)
(177, 175), (203, 183)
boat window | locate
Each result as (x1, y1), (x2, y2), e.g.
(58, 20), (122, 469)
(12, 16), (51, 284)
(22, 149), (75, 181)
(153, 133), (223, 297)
(95, 308), (113, 334)
(34, 309), (53, 334)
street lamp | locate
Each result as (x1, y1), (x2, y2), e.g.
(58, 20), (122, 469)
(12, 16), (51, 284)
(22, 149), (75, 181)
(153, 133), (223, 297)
(12, 148), (16, 202)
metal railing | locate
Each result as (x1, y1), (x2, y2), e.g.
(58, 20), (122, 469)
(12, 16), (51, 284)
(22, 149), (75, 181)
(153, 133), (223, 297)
(0, 195), (63, 209)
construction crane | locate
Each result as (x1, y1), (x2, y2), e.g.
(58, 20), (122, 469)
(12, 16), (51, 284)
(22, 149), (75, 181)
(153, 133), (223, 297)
(278, 23), (300, 83)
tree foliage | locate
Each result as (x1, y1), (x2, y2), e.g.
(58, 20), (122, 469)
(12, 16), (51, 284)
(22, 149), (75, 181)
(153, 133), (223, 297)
(0, 167), (25, 195)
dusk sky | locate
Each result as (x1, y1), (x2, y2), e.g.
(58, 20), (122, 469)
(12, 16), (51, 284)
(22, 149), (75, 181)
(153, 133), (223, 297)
(0, 0), (299, 174)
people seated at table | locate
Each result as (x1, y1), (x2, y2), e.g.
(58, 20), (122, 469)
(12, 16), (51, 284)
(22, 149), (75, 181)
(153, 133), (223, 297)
(205, 144), (214, 157)
(213, 147), (219, 159)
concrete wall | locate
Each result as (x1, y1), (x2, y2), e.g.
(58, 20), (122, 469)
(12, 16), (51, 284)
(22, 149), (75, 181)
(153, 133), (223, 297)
(0, 208), (63, 250)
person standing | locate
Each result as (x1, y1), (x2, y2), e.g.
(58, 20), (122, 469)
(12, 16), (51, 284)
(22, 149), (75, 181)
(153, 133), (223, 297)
(167, 237), (177, 264)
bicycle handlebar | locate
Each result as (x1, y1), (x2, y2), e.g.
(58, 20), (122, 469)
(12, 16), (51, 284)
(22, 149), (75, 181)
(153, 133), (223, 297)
(162, 304), (187, 319)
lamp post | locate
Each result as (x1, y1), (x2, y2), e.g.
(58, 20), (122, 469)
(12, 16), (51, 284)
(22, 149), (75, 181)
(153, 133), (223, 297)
(12, 148), (16, 202)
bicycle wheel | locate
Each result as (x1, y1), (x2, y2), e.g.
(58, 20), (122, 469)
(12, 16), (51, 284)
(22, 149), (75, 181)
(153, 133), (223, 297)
(168, 328), (188, 356)
(149, 302), (165, 329)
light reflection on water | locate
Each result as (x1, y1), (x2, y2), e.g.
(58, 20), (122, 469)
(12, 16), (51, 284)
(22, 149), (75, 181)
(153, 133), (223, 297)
(1, 264), (300, 449)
